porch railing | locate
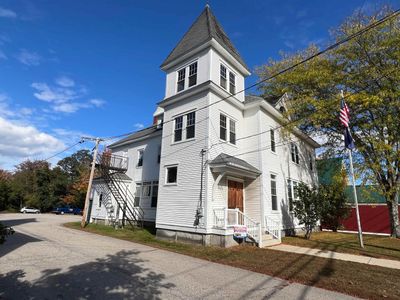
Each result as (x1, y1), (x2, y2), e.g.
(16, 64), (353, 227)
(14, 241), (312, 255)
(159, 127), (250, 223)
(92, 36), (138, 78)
(214, 208), (261, 246)
(265, 215), (282, 242)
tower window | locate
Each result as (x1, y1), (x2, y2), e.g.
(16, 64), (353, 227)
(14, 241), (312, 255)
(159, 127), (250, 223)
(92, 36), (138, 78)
(220, 114), (227, 141)
(188, 62), (197, 87)
(229, 72), (236, 94)
(186, 111), (196, 139)
(229, 119), (236, 144)
(177, 68), (185, 92)
(174, 116), (183, 142)
(220, 64), (227, 89)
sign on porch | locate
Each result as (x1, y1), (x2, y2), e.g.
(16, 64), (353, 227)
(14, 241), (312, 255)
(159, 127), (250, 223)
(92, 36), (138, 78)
(233, 225), (248, 239)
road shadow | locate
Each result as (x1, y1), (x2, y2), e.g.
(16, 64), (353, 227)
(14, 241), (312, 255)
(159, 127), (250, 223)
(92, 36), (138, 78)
(0, 217), (37, 227)
(0, 231), (42, 257)
(0, 250), (175, 299)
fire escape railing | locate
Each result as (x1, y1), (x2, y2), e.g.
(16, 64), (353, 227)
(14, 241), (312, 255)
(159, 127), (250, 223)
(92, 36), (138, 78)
(96, 152), (144, 228)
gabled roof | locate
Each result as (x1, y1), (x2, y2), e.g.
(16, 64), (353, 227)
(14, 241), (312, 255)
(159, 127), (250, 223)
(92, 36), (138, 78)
(108, 126), (161, 149)
(161, 5), (249, 72)
(209, 153), (261, 175)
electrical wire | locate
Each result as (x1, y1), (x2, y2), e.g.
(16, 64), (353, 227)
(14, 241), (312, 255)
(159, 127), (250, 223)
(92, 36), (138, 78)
(101, 8), (400, 142)
(43, 140), (85, 162)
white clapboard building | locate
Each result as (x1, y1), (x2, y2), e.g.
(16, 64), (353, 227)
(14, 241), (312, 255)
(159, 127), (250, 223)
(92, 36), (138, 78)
(89, 5), (319, 247)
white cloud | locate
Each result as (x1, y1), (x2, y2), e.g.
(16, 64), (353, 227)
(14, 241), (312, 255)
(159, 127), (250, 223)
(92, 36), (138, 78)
(55, 76), (75, 87)
(32, 79), (106, 114)
(0, 50), (7, 60)
(89, 98), (105, 107)
(31, 82), (80, 103)
(0, 7), (17, 18)
(16, 49), (41, 66)
(134, 123), (145, 130)
(0, 116), (64, 160)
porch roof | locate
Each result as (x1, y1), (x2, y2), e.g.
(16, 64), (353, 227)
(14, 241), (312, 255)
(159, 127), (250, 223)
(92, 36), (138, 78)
(209, 153), (261, 179)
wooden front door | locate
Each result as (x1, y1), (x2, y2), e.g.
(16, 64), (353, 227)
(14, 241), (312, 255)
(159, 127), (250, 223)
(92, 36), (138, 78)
(228, 180), (244, 212)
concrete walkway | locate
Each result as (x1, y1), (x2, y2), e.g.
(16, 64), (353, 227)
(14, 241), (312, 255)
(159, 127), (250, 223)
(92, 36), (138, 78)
(269, 244), (400, 270)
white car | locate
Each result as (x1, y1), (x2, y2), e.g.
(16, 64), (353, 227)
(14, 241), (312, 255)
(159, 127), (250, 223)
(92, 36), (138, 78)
(20, 207), (40, 214)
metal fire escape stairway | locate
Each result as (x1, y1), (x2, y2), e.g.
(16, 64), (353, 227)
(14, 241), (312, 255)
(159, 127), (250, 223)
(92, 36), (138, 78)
(96, 153), (144, 228)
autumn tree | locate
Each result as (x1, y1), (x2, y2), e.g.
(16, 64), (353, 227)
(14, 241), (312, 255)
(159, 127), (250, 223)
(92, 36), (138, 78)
(257, 7), (400, 237)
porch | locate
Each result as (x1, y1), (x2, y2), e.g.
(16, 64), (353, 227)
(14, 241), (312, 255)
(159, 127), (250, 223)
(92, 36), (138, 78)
(209, 153), (281, 246)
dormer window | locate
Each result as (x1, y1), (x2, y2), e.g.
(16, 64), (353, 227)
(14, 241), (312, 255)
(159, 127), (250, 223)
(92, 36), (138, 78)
(229, 72), (236, 94)
(220, 65), (227, 89)
(176, 61), (198, 92)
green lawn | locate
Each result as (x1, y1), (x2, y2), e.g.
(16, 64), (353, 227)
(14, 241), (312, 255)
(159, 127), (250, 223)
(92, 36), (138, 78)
(65, 222), (400, 300)
(282, 231), (400, 261)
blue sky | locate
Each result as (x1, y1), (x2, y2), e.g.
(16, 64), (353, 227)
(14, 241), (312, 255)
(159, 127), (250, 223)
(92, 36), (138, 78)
(0, 0), (396, 170)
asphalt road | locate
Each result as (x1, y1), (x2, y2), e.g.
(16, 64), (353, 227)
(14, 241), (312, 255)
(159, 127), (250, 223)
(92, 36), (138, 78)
(0, 214), (358, 299)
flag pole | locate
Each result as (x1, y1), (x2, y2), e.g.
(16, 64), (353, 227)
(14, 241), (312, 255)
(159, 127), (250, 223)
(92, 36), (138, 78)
(340, 90), (364, 248)
(348, 148), (364, 248)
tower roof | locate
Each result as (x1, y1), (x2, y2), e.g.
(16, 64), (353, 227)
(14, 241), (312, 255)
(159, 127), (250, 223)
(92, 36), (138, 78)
(161, 6), (249, 72)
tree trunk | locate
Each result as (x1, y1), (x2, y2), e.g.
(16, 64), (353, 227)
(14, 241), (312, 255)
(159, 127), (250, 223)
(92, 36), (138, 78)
(387, 194), (400, 238)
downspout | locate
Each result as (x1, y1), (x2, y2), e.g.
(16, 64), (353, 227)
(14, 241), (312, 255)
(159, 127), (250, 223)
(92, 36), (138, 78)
(258, 109), (265, 230)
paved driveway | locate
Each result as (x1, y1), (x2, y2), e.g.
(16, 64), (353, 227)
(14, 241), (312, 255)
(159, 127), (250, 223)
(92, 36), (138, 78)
(0, 214), (357, 299)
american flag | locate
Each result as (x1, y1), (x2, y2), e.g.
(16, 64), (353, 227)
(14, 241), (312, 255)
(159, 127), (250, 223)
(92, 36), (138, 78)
(340, 99), (350, 128)
(340, 94), (355, 150)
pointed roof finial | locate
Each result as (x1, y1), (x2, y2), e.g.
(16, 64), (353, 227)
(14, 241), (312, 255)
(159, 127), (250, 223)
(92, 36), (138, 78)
(205, 1), (210, 8)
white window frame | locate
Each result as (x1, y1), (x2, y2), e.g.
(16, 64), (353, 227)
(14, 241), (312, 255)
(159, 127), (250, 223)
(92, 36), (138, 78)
(291, 142), (300, 164)
(229, 71), (236, 94)
(229, 119), (236, 145)
(220, 64), (227, 89)
(137, 149), (144, 167)
(176, 60), (198, 93)
(220, 113), (227, 141)
(270, 174), (278, 211)
(172, 110), (196, 144)
(219, 112), (237, 145)
(165, 165), (178, 185)
(287, 179), (300, 212)
(270, 129), (276, 153)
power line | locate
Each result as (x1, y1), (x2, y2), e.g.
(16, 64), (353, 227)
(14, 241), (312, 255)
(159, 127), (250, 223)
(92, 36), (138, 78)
(43, 140), (85, 162)
(101, 8), (400, 142)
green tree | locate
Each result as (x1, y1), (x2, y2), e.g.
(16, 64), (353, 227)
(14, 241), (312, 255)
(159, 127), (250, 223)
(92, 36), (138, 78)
(257, 6), (400, 237)
(293, 183), (321, 239)
(57, 150), (92, 183)
(0, 169), (12, 211)
(320, 183), (350, 232)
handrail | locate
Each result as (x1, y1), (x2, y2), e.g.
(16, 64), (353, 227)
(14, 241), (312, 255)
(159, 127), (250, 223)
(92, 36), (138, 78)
(265, 215), (281, 241)
(214, 208), (261, 246)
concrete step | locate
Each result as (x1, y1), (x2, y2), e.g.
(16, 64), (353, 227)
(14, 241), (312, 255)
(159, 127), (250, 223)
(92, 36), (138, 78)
(262, 238), (281, 247)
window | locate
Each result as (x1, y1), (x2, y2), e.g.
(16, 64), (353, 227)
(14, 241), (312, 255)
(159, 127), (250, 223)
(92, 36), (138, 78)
(271, 174), (277, 211)
(220, 114), (227, 141)
(229, 72), (236, 94)
(166, 166), (178, 184)
(229, 119), (236, 144)
(188, 62), (197, 87)
(291, 143), (299, 164)
(270, 130), (276, 152)
(220, 64), (227, 89)
(287, 180), (293, 211)
(99, 193), (103, 208)
(177, 68), (185, 92)
(134, 184), (141, 207)
(174, 116), (183, 142)
(157, 146), (161, 164)
(309, 152), (313, 171)
(142, 182), (151, 197)
(186, 112), (196, 139)
(137, 149), (144, 167)
(151, 182), (158, 207)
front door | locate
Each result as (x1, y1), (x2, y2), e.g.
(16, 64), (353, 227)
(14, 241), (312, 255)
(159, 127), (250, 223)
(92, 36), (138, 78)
(228, 180), (244, 212)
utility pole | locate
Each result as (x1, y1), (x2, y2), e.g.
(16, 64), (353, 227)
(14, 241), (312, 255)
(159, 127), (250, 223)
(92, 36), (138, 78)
(81, 137), (102, 228)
